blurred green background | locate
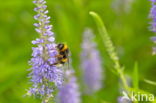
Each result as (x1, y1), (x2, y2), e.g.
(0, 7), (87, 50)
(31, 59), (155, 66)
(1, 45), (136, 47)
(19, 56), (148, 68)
(0, 0), (156, 103)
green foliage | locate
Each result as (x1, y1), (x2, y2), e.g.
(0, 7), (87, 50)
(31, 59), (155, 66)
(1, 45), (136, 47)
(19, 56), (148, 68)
(0, 0), (156, 103)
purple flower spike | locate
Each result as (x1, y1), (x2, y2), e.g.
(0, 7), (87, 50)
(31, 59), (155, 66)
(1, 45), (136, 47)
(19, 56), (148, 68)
(150, 1), (156, 32)
(80, 28), (103, 94)
(27, 0), (64, 102)
(150, 0), (156, 54)
(57, 70), (81, 103)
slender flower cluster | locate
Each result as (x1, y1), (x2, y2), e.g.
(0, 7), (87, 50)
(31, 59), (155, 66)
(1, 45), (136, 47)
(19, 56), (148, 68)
(27, 0), (63, 102)
(112, 0), (134, 13)
(57, 69), (80, 103)
(80, 28), (103, 93)
(150, 0), (156, 54)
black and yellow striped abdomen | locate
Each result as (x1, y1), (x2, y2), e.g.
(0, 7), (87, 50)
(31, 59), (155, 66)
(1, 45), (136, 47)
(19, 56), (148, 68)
(57, 43), (69, 65)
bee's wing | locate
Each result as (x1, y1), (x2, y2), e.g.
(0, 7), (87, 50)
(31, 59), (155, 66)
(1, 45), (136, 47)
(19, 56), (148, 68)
(66, 49), (70, 70)
(62, 61), (69, 70)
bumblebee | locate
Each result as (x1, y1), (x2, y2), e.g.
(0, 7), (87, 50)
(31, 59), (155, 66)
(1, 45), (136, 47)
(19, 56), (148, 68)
(55, 43), (69, 65)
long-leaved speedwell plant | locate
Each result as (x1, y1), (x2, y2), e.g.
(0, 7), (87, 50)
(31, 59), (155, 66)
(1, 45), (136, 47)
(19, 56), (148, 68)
(89, 11), (156, 103)
(89, 11), (130, 97)
(80, 28), (103, 94)
(57, 69), (81, 103)
(27, 0), (64, 102)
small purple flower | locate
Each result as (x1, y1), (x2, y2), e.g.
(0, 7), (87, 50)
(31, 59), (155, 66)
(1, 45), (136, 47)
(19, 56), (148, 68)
(151, 37), (156, 54)
(112, 0), (134, 14)
(152, 47), (156, 54)
(118, 96), (132, 103)
(149, 0), (156, 54)
(27, 0), (64, 102)
(80, 28), (103, 93)
(150, 0), (156, 32)
(57, 70), (81, 103)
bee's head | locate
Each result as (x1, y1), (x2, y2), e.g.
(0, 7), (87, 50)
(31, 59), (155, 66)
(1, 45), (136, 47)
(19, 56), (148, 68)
(57, 43), (64, 50)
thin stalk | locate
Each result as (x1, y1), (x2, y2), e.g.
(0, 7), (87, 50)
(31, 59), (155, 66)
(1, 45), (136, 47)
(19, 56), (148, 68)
(89, 11), (129, 92)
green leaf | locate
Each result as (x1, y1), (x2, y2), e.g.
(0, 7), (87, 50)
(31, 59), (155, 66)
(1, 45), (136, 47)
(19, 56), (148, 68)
(133, 62), (139, 89)
(144, 79), (156, 86)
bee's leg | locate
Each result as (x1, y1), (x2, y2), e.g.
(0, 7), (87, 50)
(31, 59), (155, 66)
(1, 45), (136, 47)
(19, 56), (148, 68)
(55, 55), (63, 58)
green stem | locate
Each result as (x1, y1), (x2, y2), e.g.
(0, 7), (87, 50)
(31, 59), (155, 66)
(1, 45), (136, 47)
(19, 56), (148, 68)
(89, 11), (129, 92)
